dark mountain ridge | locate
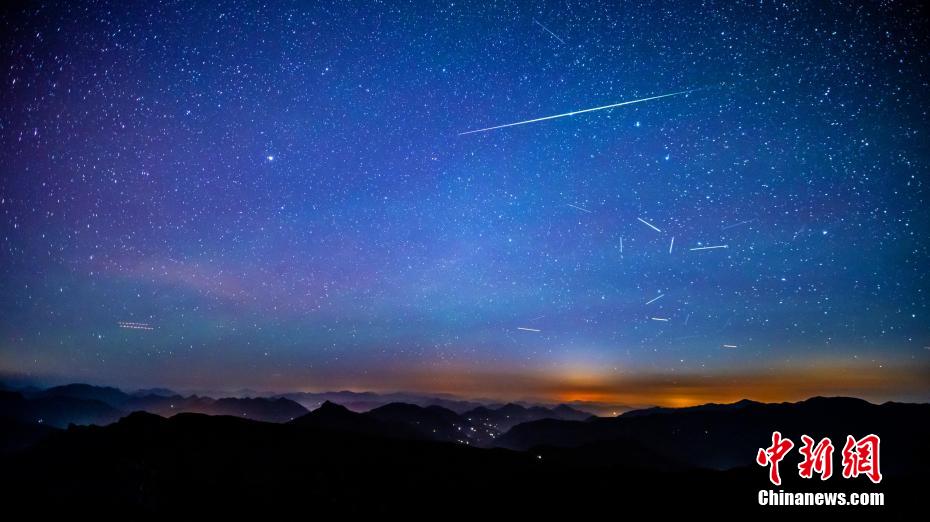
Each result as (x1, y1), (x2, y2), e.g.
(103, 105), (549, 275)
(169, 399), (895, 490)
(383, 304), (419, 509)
(497, 395), (930, 476)
(1, 384), (309, 426)
(1, 397), (916, 516)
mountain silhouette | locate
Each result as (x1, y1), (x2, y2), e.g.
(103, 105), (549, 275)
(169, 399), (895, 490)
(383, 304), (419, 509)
(463, 402), (593, 432)
(130, 387), (178, 397)
(289, 400), (420, 439)
(2, 383), (309, 424)
(497, 396), (930, 476)
(34, 383), (132, 407)
(2, 396), (918, 516)
(366, 402), (495, 444)
(275, 390), (490, 413)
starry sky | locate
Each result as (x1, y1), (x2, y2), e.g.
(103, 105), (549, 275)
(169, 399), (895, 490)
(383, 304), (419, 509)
(1, 0), (929, 406)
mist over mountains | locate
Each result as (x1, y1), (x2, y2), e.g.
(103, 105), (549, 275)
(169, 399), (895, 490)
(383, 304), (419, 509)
(0, 381), (595, 450)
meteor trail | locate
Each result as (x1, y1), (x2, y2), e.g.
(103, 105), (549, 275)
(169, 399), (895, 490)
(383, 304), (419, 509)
(517, 327), (541, 332)
(567, 203), (592, 213)
(637, 217), (662, 232)
(459, 90), (690, 136)
(689, 245), (729, 251)
(533, 18), (565, 44)
(645, 294), (665, 305)
(118, 321), (154, 331)
(722, 219), (754, 230)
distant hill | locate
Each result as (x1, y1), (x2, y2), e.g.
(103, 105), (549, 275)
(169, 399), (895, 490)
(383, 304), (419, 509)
(463, 402), (593, 432)
(275, 390), (489, 413)
(131, 387), (178, 397)
(289, 400), (420, 439)
(1, 383), (308, 426)
(34, 383), (132, 407)
(122, 395), (308, 422)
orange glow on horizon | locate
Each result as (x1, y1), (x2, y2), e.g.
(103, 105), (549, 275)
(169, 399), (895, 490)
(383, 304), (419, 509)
(385, 358), (930, 408)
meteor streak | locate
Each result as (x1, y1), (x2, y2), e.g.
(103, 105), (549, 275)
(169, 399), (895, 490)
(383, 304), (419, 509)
(533, 19), (565, 45)
(689, 245), (729, 251)
(459, 90), (690, 135)
(118, 321), (154, 331)
(722, 219), (754, 230)
(517, 327), (542, 332)
(637, 217), (662, 232)
(645, 294), (665, 305)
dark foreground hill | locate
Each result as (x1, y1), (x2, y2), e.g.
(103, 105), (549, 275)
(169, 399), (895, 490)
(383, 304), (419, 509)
(0, 396), (921, 516)
(496, 397), (930, 477)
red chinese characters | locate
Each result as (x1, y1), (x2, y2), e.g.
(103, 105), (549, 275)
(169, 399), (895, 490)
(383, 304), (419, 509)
(757, 432), (882, 484)
(756, 431), (795, 485)
(841, 434), (882, 484)
(798, 435), (834, 480)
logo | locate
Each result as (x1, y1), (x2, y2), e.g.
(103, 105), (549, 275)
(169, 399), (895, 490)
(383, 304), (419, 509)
(756, 432), (882, 485)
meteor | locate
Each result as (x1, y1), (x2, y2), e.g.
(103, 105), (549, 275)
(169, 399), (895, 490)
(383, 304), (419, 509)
(517, 327), (541, 332)
(689, 245), (729, 251)
(637, 217), (662, 233)
(533, 18), (565, 45)
(459, 90), (690, 135)
(567, 203), (592, 213)
(118, 321), (154, 331)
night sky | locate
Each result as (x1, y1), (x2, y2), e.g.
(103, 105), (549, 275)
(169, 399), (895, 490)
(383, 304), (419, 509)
(2, 1), (929, 406)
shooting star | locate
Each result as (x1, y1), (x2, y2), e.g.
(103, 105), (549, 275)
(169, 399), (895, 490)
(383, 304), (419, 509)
(637, 217), (662, 233)
(669, 236), (675, 254)
(722, 344), (738, 349)
(689, 245), (729, 251)
(567, 203), (592, 213)
(459, 90), (690, 136)
(722, 219), (754, 230)
(650, 317), (669, 322)
(118, 321), (154, 331)
(619, 237), (623, 254)
(517, 327), (542, 332)
(645, 294), (665, 305)
(533, 18), (565, 44)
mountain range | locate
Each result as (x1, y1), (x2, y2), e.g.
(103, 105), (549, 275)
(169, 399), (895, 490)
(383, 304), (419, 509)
(1, 393), (921, 516)
(0, 382), (594, 449)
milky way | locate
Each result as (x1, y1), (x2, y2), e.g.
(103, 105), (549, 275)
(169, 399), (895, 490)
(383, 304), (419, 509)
(1, 1), (928, 402)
